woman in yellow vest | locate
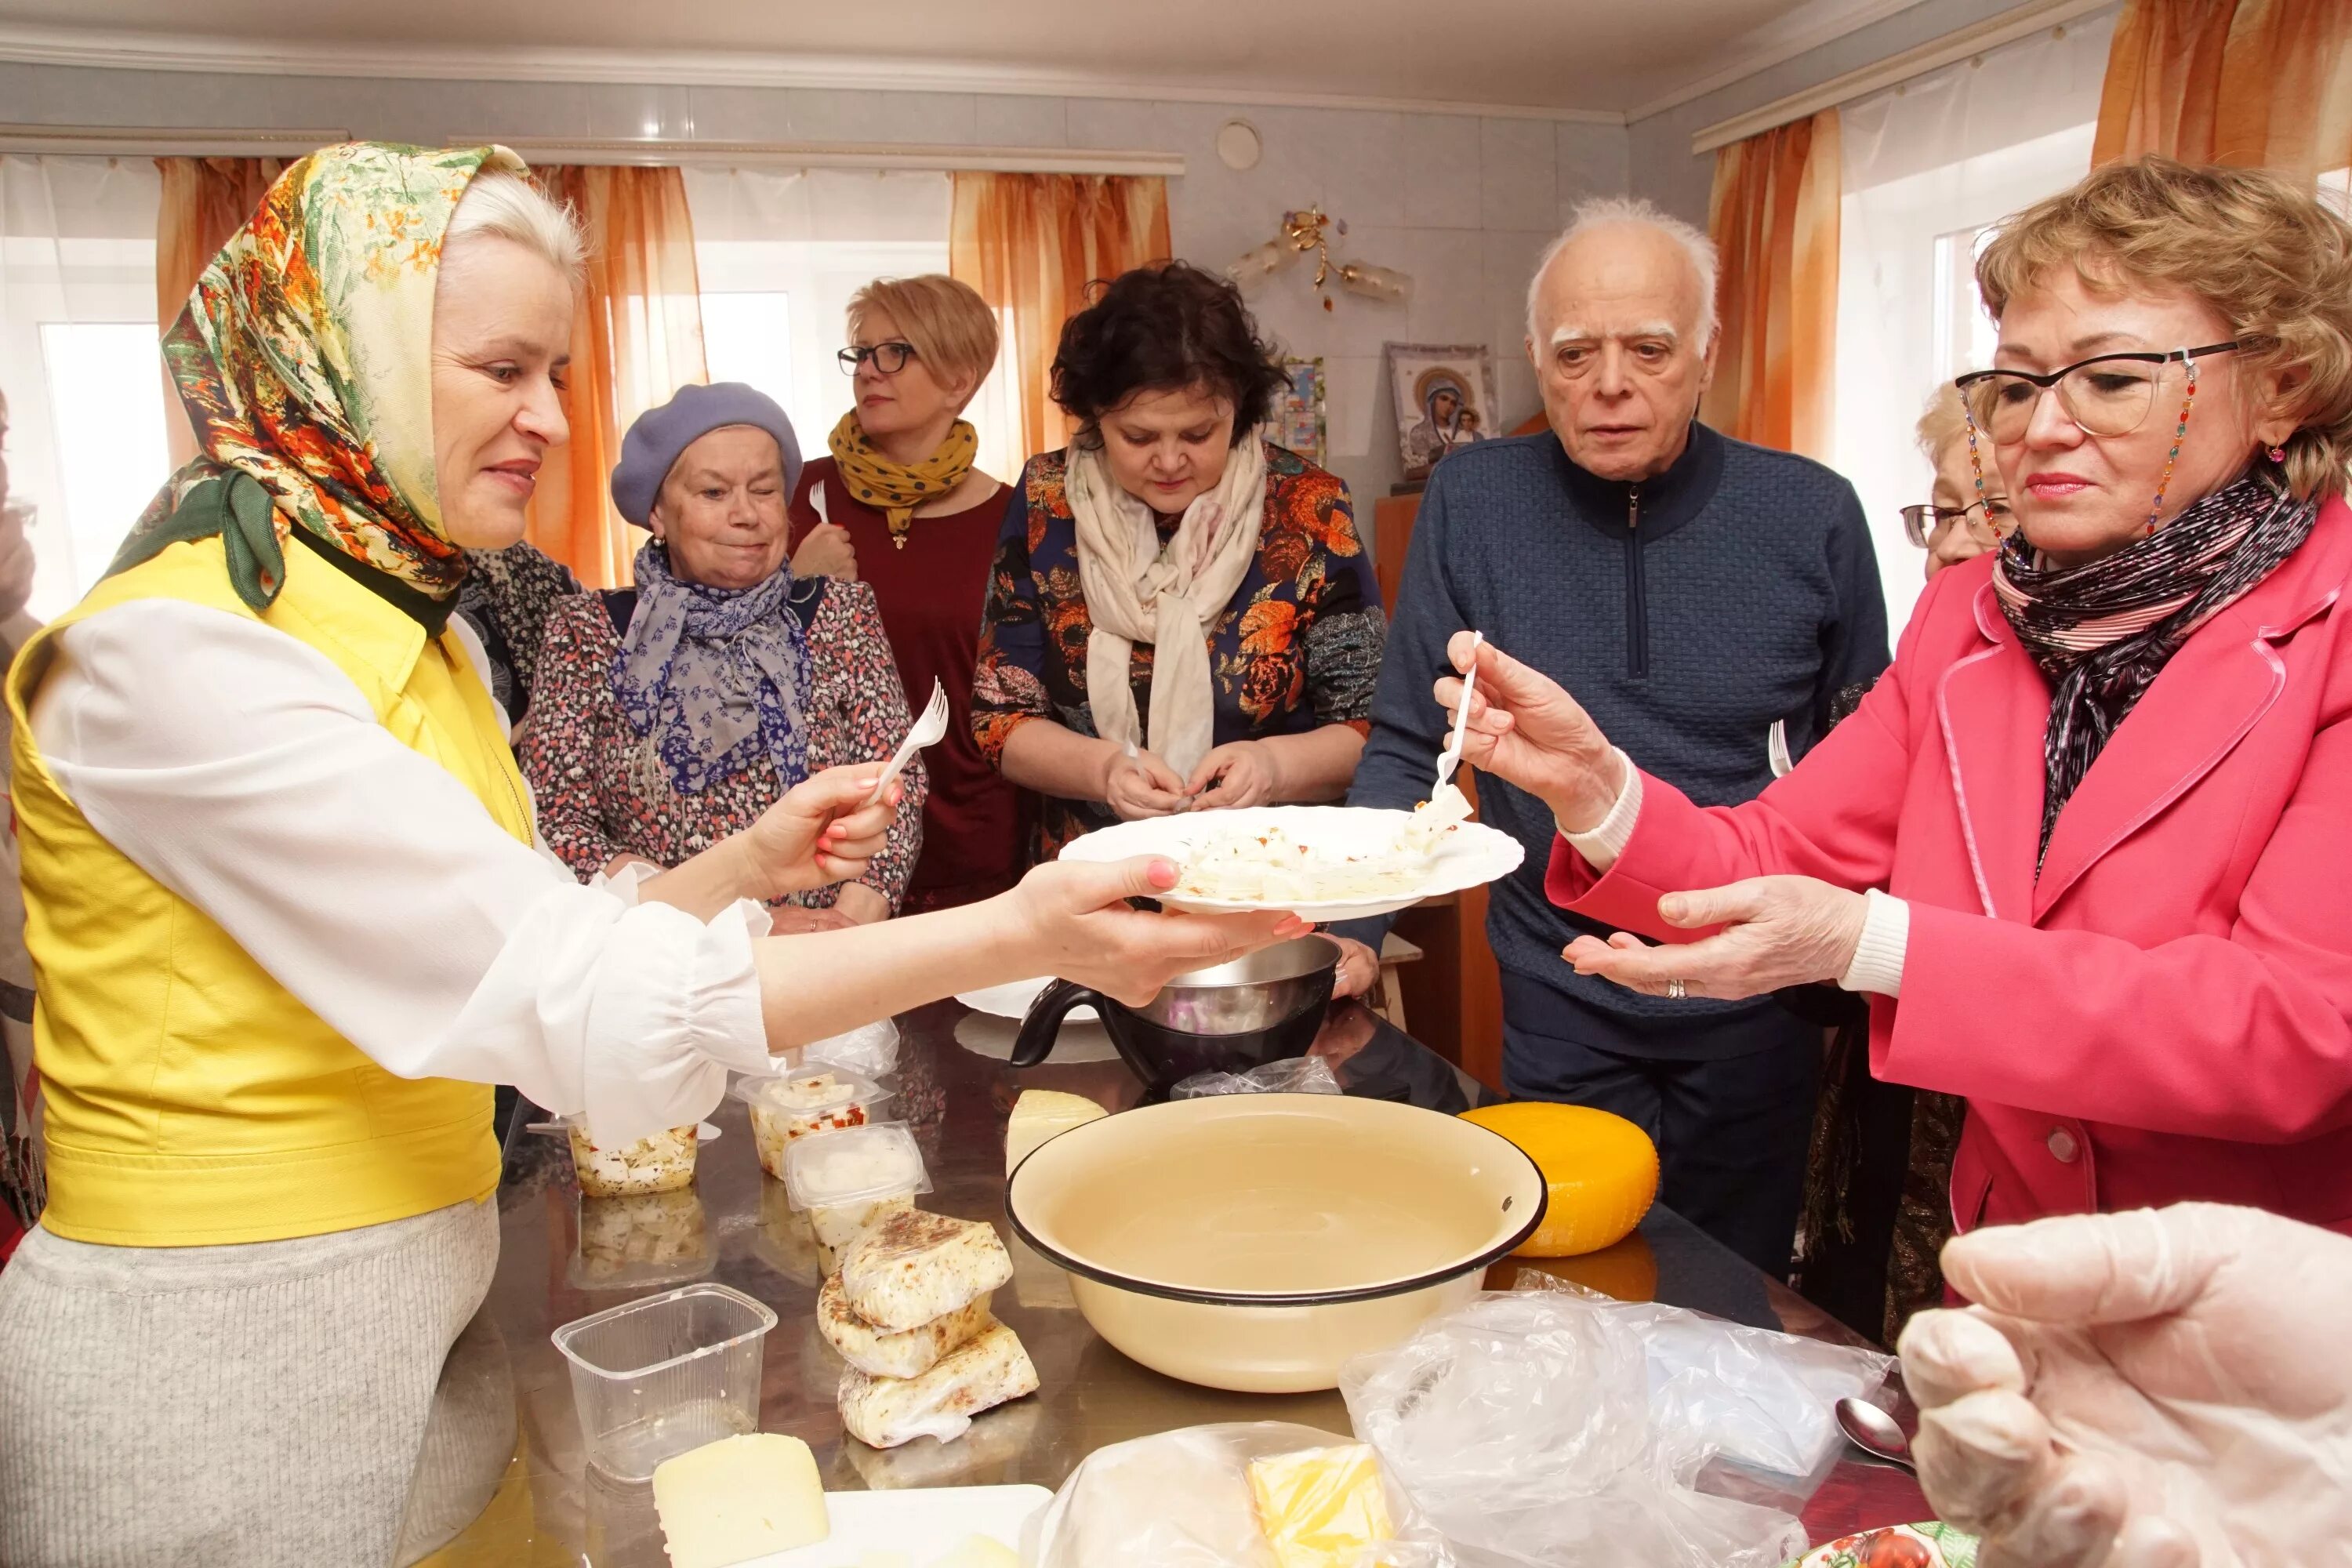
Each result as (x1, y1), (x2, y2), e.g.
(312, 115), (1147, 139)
(0, 142), (1295, 1565)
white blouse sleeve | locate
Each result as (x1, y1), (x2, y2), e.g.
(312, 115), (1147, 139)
(27, 598), (778, 1144)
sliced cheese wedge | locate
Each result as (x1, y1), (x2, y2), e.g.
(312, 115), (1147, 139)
(1005, 1090), (1108, 1175)
(652, 1432), (827, 1567)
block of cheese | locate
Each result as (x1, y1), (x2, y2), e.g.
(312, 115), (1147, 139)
(930, 1537), (1023, 1568)
(818, 1271), (995, 1379)
(840, 1210), (1014, 1333)
(1246, 1443), (1396, 1568)
(837, 1321), (1039, 1450)
(651, 1432), (828, 1567)
(1004, 1090), (1109, 1175)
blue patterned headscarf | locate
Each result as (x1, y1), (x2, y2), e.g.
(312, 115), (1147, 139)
(612, 539), (813, 796)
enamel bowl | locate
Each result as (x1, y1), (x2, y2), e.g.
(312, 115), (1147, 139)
(1006, 1093), (1546, 1393)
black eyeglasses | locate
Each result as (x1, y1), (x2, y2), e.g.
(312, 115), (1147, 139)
(1954, 341), (2241, 443)
(839, 341), (918, 376)
(1900, 496), (2011, 548)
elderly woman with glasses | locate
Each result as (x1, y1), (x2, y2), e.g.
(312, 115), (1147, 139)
(1904, 380), (2013, 579)
(1439, 157), (2352, 1242)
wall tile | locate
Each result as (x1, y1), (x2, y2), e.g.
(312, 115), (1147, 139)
(1478, 118), (1555, 233)
(1299, 109), (1405, 229)
(585, 82), (694, 141)
(1065, 96), (1160, 151)
(1555, 119), (1629, 213)
(1400, 114), (1482, 229)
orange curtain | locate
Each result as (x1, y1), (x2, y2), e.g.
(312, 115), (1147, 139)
(2094, 0), (2352, 179)
(949, 173), (1171, 459)
(154, 157), (285, 466)
(1702, 109), (1841, 459)
(524, 165), (708, 589)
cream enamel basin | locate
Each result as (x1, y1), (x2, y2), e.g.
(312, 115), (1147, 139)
(1004, 1094), (1547, 1393)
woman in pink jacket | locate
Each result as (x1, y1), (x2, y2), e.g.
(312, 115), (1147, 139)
(1443, 157), (2352, 1237)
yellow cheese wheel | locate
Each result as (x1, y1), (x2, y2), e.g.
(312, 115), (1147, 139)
(1461, 1102), (1658, 1258)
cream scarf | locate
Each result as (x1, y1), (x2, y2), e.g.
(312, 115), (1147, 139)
(1068, 432), (1269, 779)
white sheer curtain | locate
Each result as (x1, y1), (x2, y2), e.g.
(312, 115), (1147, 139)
(0, 155), (168, 619)
(681, 167), (1022, 485)
(1833, 8), (2118, 633)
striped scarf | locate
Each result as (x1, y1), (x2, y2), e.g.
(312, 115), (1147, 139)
(1994, 468), (2318, 861)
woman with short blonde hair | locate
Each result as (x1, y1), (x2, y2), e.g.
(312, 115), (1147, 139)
(788, 273), (1023, 911)
(1454, 156), (2352, 1259)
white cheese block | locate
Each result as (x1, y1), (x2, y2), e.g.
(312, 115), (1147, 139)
(837, 1322), (1039, 1450)
(840, 1211), (1014, 1334)
(818, 1271), (996, 1379)
(651, 1432), (827, 1567)
(1004, 1091), (1109, 1176)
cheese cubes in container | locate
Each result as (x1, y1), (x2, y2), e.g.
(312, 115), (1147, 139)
(735, 1068), (889, 1181)
(564, 1118), (701, 1197)
(784, 1122), (931, 1249)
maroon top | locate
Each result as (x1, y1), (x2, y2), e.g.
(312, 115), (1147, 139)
(789, 456), (1022, 908)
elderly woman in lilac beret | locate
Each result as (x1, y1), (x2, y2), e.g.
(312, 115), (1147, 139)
(521, 382), (925, 930)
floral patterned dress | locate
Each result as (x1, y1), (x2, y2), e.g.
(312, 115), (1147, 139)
(521, 576), (926, 912)
(973, 440), (1386, 862)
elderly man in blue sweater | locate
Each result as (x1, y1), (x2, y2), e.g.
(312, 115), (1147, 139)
(1334, 197), (1889, 1275)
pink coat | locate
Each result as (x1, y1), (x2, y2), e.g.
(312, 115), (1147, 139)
(1551, 497), (2352, 1236)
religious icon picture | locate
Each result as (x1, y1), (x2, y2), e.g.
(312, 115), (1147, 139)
(1385, 342), (1497, 481)
(1278, 357), (1328, 466)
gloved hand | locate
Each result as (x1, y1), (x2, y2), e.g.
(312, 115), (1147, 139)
(1895, 1203), (2352, 1568)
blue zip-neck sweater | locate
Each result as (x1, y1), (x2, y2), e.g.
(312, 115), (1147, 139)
(1340, 422), (1890, 1037)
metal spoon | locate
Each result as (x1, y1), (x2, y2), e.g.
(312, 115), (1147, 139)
(1836, 1396), (1916, 1472)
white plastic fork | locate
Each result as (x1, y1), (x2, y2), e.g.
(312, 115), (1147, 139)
(1434, 630), (1484, 792)
(868, 678), (948, 805)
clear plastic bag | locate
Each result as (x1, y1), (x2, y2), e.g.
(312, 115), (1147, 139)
(1171, 1055), (1344, 1100)
(802, 1018), (902, 1078)
(1026, 1421), (1450, 1568)
(1338, 1289), (1816, 1568)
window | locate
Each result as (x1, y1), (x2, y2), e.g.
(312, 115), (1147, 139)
(685, 169), (1024, 489)
(1831, 8), (2116, 632)
(2, 154), (169, 618)
(36, 321), (171, 608)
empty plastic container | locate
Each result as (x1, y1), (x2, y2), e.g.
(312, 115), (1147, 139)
(550, 1281), (776, 1483)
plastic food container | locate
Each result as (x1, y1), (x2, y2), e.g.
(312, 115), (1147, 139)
(550, 1282), (776, 1483)
(783, 1122), (932, 1249)
(569, 1189), (716, 1291)
(803, 1018), (901, 1078)
(735, 1069), (890, 1181)
(563, 1119), (702, 1198)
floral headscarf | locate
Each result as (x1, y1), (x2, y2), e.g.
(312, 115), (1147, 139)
(111, 140), (529, 612)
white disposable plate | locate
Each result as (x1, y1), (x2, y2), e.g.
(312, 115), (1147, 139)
(1055, 805), (1524, 920)
(955, 976), (1098, 1024)
(741, 1483), (1051, 1565)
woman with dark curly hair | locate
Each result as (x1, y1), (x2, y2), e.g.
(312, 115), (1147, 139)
(972, 261), (1385, 865)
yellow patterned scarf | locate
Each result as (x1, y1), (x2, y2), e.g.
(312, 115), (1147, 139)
(826, 412), (978, 550)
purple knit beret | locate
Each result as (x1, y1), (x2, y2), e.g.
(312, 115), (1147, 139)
(609, 381), (803, 526)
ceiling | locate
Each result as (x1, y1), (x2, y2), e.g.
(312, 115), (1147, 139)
(0, 0), (1926, 119)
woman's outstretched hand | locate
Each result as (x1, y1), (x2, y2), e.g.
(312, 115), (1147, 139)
(737, 764), (900, 902)
(1435, 633), (1623, 832)
(1007, 857), (1307, 1005)
(1560, 875), (1868, 1000)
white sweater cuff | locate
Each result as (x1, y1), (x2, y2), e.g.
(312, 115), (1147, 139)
(1560, 750), (1642, 869)
(1838, 888), (1909, 996)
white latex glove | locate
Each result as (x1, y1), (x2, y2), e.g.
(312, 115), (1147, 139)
(1896, 1203), (2352, 1568)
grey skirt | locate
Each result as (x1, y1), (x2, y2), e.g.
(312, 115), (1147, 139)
(0, 1196), (502, 1568)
